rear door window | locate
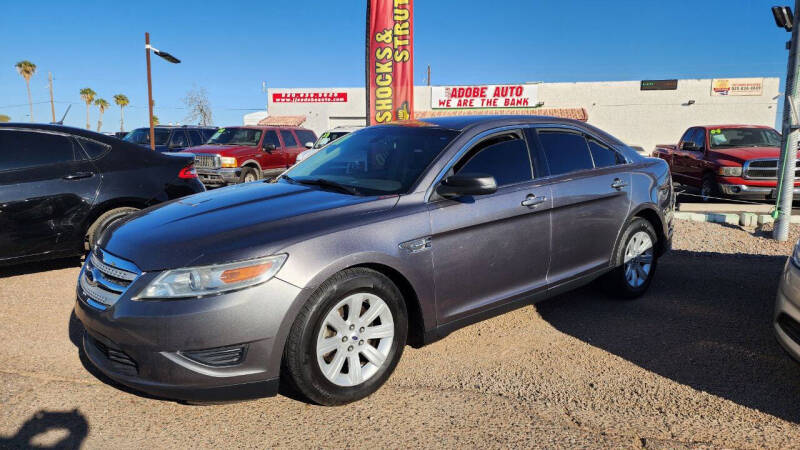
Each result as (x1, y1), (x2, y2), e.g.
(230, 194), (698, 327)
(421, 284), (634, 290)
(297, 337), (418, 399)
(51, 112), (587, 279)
(76, 138), (110, 159)
(0, 130), (78, 171)
(263, 130), (281, 148)
(280, 130), (297, 148)
(187, 130), (203, 146)
(537, 131), (594, 176)
(169, 130), (188, 148)
(454, 133), (533, 187)
(587, 139), (625, 168)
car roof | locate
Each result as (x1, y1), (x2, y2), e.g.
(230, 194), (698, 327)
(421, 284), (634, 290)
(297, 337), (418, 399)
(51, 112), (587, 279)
(327, 126), (363, 132)
(700, 124), (776, 130)
(414, 115), (589, 131)
(0, 122), (118, 139)
(220, 125), (313, 131)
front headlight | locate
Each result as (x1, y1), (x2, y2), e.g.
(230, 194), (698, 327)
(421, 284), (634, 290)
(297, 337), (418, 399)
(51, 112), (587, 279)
(220, 156), (238, 168)
(792, 242), (800, 269)
(717, 166), (742, 177)
(135, 254), (287, 299)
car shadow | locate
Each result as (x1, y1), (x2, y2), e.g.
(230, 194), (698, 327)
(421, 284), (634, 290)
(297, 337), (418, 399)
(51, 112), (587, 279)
(536, 249), (800, 423)
(0, 409), (88, 448)
(0, 256), (82, 278)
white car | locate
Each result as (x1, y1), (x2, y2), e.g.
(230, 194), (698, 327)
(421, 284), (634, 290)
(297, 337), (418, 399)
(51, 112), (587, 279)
(296, 126), (363, 163)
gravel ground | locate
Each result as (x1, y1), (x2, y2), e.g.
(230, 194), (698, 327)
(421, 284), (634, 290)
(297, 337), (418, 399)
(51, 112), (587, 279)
(673, 219), (800, 256)
(2, 219), (800, 448)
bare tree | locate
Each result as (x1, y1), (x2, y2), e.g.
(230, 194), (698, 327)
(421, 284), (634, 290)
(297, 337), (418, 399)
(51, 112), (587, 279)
(182, 86), (213, 125)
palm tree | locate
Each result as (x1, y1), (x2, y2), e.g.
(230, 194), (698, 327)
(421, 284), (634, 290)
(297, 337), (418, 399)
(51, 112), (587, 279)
(79, 88), (96, 130)
(94, 98), (109, 132)
(0, 114), (10, 123)
(113, 94), (129, 132)
(14, 61), (36, 122)
(152, 115), (159, 125)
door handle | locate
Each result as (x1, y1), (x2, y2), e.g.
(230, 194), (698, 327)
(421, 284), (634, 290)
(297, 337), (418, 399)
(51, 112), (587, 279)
(521, 194), (546, 207)
(62, 171), (94, 180)
(610, 178), (628, 190)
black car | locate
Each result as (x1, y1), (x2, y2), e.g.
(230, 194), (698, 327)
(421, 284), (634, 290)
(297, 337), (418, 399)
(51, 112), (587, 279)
(123, 125), (217, 152)
(0, 124), (205, 266)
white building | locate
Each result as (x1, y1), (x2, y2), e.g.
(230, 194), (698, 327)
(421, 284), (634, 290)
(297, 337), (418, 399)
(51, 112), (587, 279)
(245, 78), (779, 154)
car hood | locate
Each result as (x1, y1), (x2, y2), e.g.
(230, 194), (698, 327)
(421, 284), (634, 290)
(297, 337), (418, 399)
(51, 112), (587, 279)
(100, 181), (399, 271)
(707, 146), (794, 164)
(183, 144), (254, 155)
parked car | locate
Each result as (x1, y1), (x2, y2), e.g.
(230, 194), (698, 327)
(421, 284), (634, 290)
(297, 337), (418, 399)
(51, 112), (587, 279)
(123, 125), (217, 153)
(776, 239), (800, 363)
(75, 116), (673, 405)
(652, 125), (795, 201)
(296, 126), (363, 163)
(0, 123), (204, 266)
(184, 126), (317, 186)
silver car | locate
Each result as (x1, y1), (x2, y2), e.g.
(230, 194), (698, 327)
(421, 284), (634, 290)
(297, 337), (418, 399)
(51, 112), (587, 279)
(75, 116), (674, 405)
(775, 240), (800, 361)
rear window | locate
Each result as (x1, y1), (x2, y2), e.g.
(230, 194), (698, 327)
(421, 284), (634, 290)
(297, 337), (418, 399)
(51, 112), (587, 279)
(123, 128), (169, 146)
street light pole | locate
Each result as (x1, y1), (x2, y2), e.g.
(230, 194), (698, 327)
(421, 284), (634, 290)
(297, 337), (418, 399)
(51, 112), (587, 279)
(145, 32), (155, 151)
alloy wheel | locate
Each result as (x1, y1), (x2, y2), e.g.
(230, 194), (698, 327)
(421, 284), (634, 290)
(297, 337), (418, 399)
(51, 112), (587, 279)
(316, 293), (395, 387)
(623, 231), (654, 288)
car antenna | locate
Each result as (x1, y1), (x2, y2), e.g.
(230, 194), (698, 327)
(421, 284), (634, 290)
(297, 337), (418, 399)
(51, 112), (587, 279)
(52, 104), (71, 125)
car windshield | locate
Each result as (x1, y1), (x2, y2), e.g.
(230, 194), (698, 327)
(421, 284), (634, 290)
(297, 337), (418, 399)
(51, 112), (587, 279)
(207, 128), (263, 146)
(313, 131), (351, 149)
(284, 125), (459, 195)
(123, 128), (170, 146)
(709, 127), (781, 149)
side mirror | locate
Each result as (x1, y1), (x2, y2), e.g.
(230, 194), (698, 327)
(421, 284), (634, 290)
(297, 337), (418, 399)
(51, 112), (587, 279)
(263, 143), (276, 153)
(304, 142), (314, 149)
(679, 141), (696, 151)
(436, 173), (497, 198)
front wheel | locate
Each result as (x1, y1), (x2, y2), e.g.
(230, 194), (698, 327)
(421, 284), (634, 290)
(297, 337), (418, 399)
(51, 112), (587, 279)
(282, 268), (407, 405)
(85, 207), (139, 251)
(240, 167), (259, 183)
(700, 173), (720, 202)
(601, 217), (659, 299)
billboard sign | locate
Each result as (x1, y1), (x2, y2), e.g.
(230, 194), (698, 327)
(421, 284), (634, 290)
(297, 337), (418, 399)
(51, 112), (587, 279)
(366, 0), (414, 124)
(431, 84), (539, 109)
(711, 78), (763, 96)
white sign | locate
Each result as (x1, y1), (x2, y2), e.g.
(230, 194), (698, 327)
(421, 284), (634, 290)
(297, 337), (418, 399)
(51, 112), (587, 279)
(711, 78), (763, 96)
(431, 84), (539, 109)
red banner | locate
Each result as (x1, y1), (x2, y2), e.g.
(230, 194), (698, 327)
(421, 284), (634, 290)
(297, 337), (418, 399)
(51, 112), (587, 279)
(366, 0), (413, 125)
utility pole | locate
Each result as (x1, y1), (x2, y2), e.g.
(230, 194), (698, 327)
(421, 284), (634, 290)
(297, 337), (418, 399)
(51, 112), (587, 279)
(426, 65), (431, 86)
(145, 32), (155, 151)
(774, 1), (800, 241)
(48, 72), (56, 123)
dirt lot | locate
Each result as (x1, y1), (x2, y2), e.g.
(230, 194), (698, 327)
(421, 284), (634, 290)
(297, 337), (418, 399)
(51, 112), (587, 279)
(2, 219), (800, 448)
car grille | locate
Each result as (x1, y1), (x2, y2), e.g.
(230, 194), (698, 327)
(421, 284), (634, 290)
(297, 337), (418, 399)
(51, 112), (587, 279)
(193, 154), (220, 169)
(778, 313), (800, 346)
(88, 333), (138, 376)
(743, 159), (800, 179)
(79, 248), (140, 310)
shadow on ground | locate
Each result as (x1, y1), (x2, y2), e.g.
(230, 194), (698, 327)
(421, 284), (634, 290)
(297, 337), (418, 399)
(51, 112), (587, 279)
(537, 250), (800, 423)
(0, 257), (82, 278)
(0, 409), (88, 448)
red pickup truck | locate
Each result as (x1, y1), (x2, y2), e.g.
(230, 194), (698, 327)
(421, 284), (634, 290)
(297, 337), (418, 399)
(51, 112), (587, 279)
(183, 126), (317, 187)
(652, 125), (799, 201)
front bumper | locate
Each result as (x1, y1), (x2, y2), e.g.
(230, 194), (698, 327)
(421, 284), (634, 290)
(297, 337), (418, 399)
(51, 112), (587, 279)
(196, 168), (241, 187)
(75, 256), (308, 402)
(719, 183), (800, 199)
(775, 258), (800, 363)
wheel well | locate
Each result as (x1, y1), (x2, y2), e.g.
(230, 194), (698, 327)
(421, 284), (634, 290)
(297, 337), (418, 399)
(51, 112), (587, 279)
(634, 208), (667, 256)
(353, 263), (426, 348)
(85, 200), (148, 231)
(243, 162), (261, 176)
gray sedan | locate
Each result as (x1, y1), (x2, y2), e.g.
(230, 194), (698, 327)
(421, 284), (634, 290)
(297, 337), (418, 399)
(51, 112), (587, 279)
(75, 115), (674, 405)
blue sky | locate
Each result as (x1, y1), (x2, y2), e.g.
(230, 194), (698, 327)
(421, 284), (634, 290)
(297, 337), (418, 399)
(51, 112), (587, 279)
(0, 0), (790, 130)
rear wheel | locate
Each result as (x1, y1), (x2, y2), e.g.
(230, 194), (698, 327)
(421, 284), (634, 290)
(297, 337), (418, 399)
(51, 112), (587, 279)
(85, 207), (139, 251)
(601, 217), (659, 299)
(282, 268), (408, 406)
(240, 167), (259, 183)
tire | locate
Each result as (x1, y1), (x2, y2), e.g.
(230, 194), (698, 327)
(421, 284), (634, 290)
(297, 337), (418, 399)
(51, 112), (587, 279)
(601, 217), (659, 299)
(240, 167), (259, 183)
(700, 173), (720, 202)
(85, 207), (139, 251)
(282, 268), (408, 406)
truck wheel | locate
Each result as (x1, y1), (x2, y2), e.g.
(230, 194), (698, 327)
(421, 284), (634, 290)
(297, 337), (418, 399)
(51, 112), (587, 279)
(240, 167), (258, 183)
(281, 268), (408, 406)
(700, 173), (720, 202)
(600, 217), (658, 299)
(85, 207), (139, 251)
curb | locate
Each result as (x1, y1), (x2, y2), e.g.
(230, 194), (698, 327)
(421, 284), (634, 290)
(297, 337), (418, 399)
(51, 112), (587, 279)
(673, 211), (794, 226)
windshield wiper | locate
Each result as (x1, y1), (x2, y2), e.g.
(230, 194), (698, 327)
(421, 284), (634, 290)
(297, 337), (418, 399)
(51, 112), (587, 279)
(293, 177), (361, 196)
